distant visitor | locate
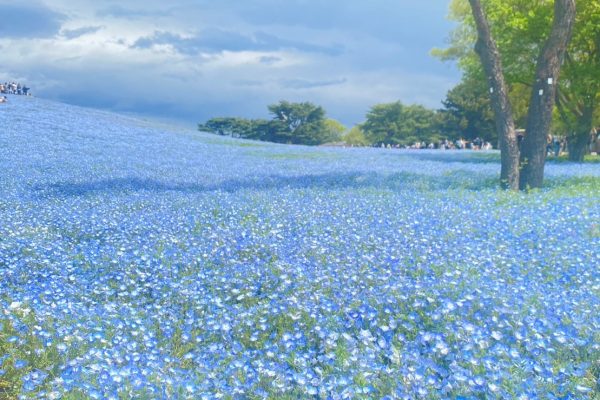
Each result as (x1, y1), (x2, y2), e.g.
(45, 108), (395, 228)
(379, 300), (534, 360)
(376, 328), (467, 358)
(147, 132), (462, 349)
(0, 81), (31, 96)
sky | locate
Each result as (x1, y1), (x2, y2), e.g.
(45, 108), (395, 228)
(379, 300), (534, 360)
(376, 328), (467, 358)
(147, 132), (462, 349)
(0, 0), (461, 127)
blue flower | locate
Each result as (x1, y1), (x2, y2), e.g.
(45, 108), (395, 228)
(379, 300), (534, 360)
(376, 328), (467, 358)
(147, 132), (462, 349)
(2, 96), (599, 398)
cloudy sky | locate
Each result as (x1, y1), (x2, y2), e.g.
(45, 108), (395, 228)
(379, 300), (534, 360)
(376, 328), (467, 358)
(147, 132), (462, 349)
(0, 0), (460, 127)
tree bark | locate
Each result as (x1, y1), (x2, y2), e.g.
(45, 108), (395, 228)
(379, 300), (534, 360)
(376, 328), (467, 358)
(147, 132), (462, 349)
(567, 134), (588, 161)
(519, 0), (576, 189)
(468, 0), (520, 190)
(567, 103), (594, 161)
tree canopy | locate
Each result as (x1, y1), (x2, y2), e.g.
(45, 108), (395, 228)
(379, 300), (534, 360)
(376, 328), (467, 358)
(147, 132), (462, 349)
(436, 0), (577, 189)
(437, 0), (599, 162)
(268, 101), (330, 145)
(199, 101), (342, 146)
(439, 73), (496, 143)
(361, 101), (441, 146)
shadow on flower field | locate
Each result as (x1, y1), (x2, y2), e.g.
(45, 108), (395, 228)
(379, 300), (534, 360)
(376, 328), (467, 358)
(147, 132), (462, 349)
(33, 171), (498, 198)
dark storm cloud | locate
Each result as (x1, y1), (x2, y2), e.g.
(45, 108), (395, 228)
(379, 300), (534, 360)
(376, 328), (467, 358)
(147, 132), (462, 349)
(0, 2), (65, 38)
(61, 26), (103, 40)
(131, 29), (343, 56)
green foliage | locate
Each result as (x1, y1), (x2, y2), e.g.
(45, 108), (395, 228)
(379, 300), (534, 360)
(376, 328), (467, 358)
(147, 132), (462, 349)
(434, 0), (553, 82)
(342, 126), (370, 146)
(198, 117), (238, 136)
(268, 101), (329, 145)
(438, 73), (496, 141)
(557, 0), (600, 154)
(323, 119), (347, 143)
(437, 0), (600, 155)
(198, 101), (336, 146)
(251, 119), (290, 143)
(361, 101), (440, 146)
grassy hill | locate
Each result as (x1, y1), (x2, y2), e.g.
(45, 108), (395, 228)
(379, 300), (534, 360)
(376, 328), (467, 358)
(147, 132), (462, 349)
(1, 96), (599, 398)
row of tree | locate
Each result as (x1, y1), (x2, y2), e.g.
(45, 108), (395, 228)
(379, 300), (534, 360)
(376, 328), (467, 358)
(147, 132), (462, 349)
(198, 101), (344, 146)
(199, 98), (496, 148)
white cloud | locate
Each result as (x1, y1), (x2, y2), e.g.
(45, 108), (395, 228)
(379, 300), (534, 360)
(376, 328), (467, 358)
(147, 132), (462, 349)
(1, 0), (460, 126)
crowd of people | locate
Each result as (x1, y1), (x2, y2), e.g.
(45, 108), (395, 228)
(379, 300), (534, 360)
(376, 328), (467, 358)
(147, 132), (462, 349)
(378, 133), (599, 155)
(439, 138), (493, 150)
(1, 81), (31, 96)
(379, 137), (494, 150)
(0, 81), (32, 103)
(545, 132), (600, 157)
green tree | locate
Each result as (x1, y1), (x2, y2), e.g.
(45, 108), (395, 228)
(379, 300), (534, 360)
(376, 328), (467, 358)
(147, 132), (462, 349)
(250, 119), (288, 142)
(199, 117), (271, 139)
(361, 102), (439, 147)
(198, 117), (240, 136)
(267, 101), (328, 145)
(439, 73), (496, 142)
(342, 126), (371, 146)
(199, 101), (335, 146)
(323, 119), (347, 143)
(440, 0), (599, 162)
(556, 0), (600, 160)
(437, 0), (576, 189)
(198, 117), (254, 137)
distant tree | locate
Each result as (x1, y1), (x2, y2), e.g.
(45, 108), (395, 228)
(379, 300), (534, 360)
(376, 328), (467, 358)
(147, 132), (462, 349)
(198, 117), (241, 136)
(556, 0), (600, 161)
(361, 102), (401, 145)
(439, 74), (496, 142)
(198, 117), (265, 139)
(249, 119), (287, 142)
(199, 101), (336, 146)
(362, 101), (439, 146)
(342, 126), (371, 146)
(267, 101), (329, 145)
(323, 119), (347, 143)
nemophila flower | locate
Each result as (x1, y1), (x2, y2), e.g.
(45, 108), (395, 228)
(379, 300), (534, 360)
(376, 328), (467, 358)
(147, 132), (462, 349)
(1, 96), (599, 398)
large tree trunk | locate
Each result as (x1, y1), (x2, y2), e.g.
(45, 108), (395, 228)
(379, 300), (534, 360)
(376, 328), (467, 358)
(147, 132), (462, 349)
(567, 134), (588, 161)
(519, 0), (576, 190)
(468, 0), (520, 190)
(567, 104), (594, 162)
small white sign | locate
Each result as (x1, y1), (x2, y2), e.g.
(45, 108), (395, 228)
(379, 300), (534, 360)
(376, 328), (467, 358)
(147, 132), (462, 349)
(539, 89), (544, 96)
(548, 78), (553, 85)
(490, 87), (494, 93)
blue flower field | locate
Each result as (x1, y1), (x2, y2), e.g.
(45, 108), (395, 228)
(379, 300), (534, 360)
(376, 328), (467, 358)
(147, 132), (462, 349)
(1, 96), (599, 399)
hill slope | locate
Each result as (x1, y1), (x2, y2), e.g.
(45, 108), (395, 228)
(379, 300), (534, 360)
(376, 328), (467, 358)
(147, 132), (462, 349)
(1, 96), (599, 398)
